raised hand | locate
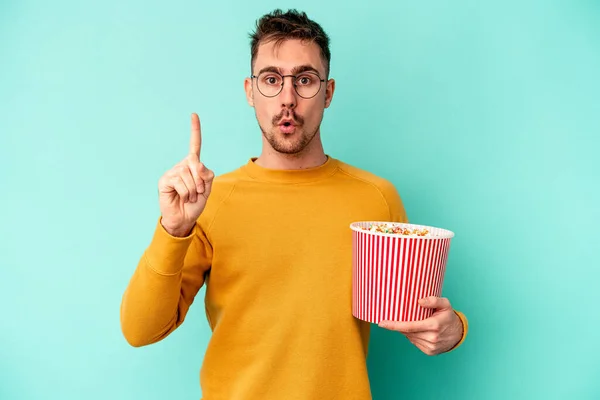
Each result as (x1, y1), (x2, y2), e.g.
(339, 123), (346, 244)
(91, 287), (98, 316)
(158, 113), (215, 237)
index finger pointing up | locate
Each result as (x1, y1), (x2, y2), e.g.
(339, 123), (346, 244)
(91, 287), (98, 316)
(190, 113), (201, 159)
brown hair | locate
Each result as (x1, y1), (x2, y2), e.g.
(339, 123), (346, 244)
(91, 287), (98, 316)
(249, 9), (331, 78)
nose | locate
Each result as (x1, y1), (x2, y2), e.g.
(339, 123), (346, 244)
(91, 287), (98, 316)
(279, 76), (297, 109)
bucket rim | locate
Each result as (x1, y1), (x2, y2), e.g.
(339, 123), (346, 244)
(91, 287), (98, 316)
(350, 221), (455, 239)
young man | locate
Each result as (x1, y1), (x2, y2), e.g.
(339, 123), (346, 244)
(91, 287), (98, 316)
(121, 9), (468, 399)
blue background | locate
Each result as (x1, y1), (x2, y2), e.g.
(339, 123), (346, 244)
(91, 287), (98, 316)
(1, 0), (599, 399)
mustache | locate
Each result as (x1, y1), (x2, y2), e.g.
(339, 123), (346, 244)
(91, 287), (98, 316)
(272, 110), (304, 126)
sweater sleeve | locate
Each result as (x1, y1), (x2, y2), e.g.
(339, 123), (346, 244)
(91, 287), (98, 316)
(120, 216), (212, 347)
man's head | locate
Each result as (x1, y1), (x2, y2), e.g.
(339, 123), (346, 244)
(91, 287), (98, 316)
(244, 9), (335, 156)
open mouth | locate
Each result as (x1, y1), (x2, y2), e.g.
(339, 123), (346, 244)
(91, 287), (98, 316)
(279, 121), (296, 134)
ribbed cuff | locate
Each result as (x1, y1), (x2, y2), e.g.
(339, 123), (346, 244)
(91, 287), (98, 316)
(144, 217), (196, 275)
(448, 310), (469, 352)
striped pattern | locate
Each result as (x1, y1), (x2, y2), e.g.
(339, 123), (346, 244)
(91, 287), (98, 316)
(350, 222), (454, 323)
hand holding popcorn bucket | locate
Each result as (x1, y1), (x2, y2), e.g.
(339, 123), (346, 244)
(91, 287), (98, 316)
(350, 222), (455, 323)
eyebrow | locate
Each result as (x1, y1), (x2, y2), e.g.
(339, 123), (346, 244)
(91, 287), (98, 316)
(257, 64), (322, 77)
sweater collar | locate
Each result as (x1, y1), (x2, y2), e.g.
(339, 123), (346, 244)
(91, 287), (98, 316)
(242, 155), (339, 183)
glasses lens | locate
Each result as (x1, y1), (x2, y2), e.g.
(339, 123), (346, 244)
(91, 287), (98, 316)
(257, 72), (283, 97)
(294, 72), (321, 98)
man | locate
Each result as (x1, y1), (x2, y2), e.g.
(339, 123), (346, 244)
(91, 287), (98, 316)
(121, 9), (468, 399)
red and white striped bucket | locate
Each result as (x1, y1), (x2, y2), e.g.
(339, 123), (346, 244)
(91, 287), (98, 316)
(350, 222), (454, 323)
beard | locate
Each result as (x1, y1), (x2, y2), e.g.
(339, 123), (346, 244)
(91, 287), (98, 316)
(257, 109), (319, 155)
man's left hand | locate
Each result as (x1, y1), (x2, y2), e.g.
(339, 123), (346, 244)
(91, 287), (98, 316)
(378, 296), (463, 356)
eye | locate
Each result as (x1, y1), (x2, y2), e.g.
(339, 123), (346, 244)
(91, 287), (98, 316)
(262, 75), (281, 85)
(296, 75), (313, 85)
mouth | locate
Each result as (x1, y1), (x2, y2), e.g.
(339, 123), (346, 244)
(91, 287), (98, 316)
(278, 120), (297, 134)
(279, 119), (296, 127)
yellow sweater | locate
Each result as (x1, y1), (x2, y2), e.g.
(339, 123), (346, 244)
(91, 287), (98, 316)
(120, 156), (467, 399)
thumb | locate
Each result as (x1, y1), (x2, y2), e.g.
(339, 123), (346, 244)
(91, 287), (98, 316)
(197, 163), (215, 196)
(418, 296), (451, 310)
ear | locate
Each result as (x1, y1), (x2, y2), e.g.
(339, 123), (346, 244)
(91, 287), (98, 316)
(324, 78), (335, 109)
(244, 77), (255, 107)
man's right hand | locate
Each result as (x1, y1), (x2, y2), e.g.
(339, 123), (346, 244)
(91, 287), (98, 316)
(158, 113), (215, 237)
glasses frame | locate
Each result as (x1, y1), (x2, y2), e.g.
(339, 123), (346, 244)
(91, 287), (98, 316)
(251, 71), (326, 99)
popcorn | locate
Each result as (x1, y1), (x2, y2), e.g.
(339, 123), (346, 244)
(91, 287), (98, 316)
(360, 223), (431, 237)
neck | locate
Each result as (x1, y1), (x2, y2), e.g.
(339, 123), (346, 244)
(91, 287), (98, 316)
(255, 130), (328, 170)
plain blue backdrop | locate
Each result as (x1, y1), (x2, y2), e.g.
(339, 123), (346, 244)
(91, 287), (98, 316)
(1, 0), (599, 399)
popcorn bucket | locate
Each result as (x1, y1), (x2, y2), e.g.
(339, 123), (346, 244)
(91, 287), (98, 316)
(350, 222), (454, 323)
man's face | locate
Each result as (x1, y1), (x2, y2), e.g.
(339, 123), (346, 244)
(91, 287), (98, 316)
(244, 39), (335, 155)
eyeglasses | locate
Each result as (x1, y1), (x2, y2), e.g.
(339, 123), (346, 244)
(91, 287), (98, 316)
(251, 71), (325, 99)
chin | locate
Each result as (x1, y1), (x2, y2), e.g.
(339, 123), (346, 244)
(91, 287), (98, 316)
(270, 140), (307, 155)
(263, 127), (299, 151)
